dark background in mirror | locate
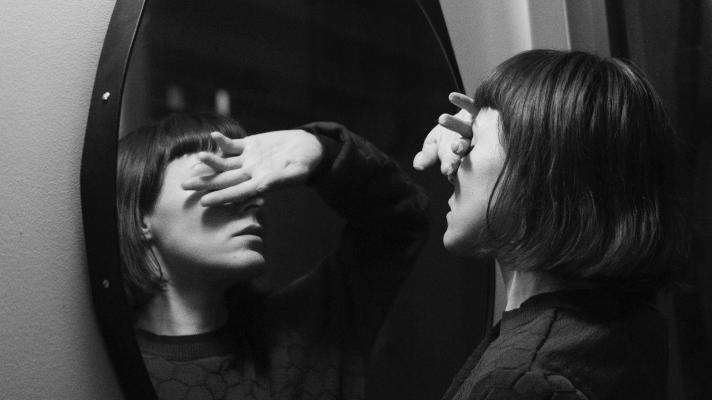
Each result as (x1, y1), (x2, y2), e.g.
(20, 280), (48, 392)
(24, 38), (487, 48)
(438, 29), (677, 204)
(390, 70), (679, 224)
(120, 0), (493, 398)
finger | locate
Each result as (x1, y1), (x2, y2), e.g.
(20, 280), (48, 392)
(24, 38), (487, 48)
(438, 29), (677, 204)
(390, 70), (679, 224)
(413, 145), (437, 170)
(413, 131), (439, 170)
(448, 92), (477, 115)
(181, 169), (251, 191)
(196, 151), (242, 172)
(451, 137), (472, 156)
(440, 156), (461, 177)
(200, 179), (260, 206)
(438, 113), (473, 138)
(439, 151), (462, 176)
(210, 131), (245, 156)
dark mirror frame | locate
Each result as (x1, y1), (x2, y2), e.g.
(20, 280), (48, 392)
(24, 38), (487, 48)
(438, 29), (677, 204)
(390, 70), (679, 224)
(80, 0), (155, 397)
(80, 1), (470, 398)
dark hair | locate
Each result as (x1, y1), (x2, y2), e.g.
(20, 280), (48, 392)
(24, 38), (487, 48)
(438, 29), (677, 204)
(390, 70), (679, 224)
(474, 49), (688, 292)
(116, 113), (247, 307)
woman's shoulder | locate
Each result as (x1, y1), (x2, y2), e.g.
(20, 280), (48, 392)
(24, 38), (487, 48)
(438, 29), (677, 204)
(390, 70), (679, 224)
(532, 288), (667, 362)
(475, 289), (668, 400)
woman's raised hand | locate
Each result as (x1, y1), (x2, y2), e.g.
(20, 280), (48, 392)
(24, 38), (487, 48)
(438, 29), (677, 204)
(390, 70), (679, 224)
(413, 92), (476, 176)
(182, 129), (323, 206)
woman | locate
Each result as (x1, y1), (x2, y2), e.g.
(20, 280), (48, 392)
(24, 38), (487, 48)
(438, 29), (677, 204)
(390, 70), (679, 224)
(413, 50), (688, 399)
(117, 114), (428, 399)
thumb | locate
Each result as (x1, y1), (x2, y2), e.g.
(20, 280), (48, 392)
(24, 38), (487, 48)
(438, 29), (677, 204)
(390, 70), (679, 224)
(413, 146), (438, 170)
(413, 129), (440, 170)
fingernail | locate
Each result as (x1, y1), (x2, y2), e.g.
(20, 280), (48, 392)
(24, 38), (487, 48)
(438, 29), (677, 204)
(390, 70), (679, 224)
(454, 142), (464, 154)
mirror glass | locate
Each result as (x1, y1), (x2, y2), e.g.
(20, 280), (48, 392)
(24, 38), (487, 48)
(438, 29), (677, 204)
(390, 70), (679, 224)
(119, 0), (492, 399)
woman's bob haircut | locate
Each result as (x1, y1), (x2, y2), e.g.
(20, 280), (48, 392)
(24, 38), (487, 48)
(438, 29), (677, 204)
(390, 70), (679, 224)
(475, 49), (688, 292)
(116, 113), (247, 307)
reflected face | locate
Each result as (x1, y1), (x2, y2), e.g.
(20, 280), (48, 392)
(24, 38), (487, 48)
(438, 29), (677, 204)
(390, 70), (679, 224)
(142, 154), (266, 284)
(444, 108), (506, 255)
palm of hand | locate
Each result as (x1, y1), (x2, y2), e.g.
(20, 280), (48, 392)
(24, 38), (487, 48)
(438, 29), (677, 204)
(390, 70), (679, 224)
(240, 130), (323, 191)
(182, 130), (323, 206)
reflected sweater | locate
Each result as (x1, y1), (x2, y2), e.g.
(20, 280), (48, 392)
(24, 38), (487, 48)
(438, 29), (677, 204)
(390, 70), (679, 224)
(440, 289), (668, 400)
(137, 122), (429, 400)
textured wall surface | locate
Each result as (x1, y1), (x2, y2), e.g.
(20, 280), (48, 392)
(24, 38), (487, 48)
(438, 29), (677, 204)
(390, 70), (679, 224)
(0, 0), (123, 398)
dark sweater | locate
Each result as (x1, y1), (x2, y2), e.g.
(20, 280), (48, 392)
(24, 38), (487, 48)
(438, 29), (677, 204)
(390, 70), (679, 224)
(441, 289), (668, 400)
(137, 122), (429, 400)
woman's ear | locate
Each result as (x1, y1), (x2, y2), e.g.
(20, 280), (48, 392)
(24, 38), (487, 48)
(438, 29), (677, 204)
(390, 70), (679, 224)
(140, 215), (153, 241)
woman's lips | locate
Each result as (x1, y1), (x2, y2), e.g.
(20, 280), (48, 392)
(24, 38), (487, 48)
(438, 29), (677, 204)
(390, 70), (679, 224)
(233, 225), (263, 237)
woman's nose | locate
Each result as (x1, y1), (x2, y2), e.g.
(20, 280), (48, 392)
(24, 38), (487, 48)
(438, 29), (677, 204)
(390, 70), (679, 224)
(238, 196), (265, 214)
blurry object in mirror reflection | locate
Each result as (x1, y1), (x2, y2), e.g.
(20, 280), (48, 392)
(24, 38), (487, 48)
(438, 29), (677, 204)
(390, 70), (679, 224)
(165, 84), (185, 112)
(215, 88), (231, 116)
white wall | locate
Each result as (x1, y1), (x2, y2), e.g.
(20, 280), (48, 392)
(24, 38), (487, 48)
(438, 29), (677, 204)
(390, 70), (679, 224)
(441, 0), (575, 95)
(440, 0), (610, 93)
(441, 0), (534, 95)
(0, 1), (123, 398)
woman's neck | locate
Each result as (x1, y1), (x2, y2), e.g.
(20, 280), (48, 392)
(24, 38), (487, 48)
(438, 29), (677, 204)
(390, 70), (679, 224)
(496, 260), (570, 311)
(135, 282), (229, 336)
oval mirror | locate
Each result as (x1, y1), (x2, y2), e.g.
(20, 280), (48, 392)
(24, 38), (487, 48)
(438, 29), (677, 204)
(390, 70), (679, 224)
(82, 0), (494, 399)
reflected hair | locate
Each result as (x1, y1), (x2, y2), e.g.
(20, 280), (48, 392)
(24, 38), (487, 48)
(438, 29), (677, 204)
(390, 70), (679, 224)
(473, 50), (688, 292)
(117, 113), (247, 307)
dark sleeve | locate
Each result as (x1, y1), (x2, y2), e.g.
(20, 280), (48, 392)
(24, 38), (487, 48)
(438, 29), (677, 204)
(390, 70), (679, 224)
(295, 121), (430, 353)
(464, 371), (589, 400)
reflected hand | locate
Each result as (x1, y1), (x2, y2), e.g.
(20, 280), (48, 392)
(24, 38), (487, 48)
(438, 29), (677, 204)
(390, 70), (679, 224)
(413, 92), (476, 175)
(182, 130), (323, 206)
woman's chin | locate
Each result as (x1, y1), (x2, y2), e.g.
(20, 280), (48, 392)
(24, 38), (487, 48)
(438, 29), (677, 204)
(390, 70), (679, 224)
(236, 253), (267, 275)
(443, 228), (482, 258)
(443, 229), (464, 255)
(214, 252), (267, 282)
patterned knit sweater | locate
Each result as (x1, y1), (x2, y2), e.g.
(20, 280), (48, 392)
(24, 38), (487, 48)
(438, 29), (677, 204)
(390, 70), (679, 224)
(137, 122), (430, 400)
(440, 289), (668, 400)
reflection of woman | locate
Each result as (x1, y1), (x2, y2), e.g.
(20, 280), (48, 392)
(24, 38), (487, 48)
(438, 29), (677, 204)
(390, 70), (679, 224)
(414, 50), (687, 399)
(117, 114), (428, 399)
